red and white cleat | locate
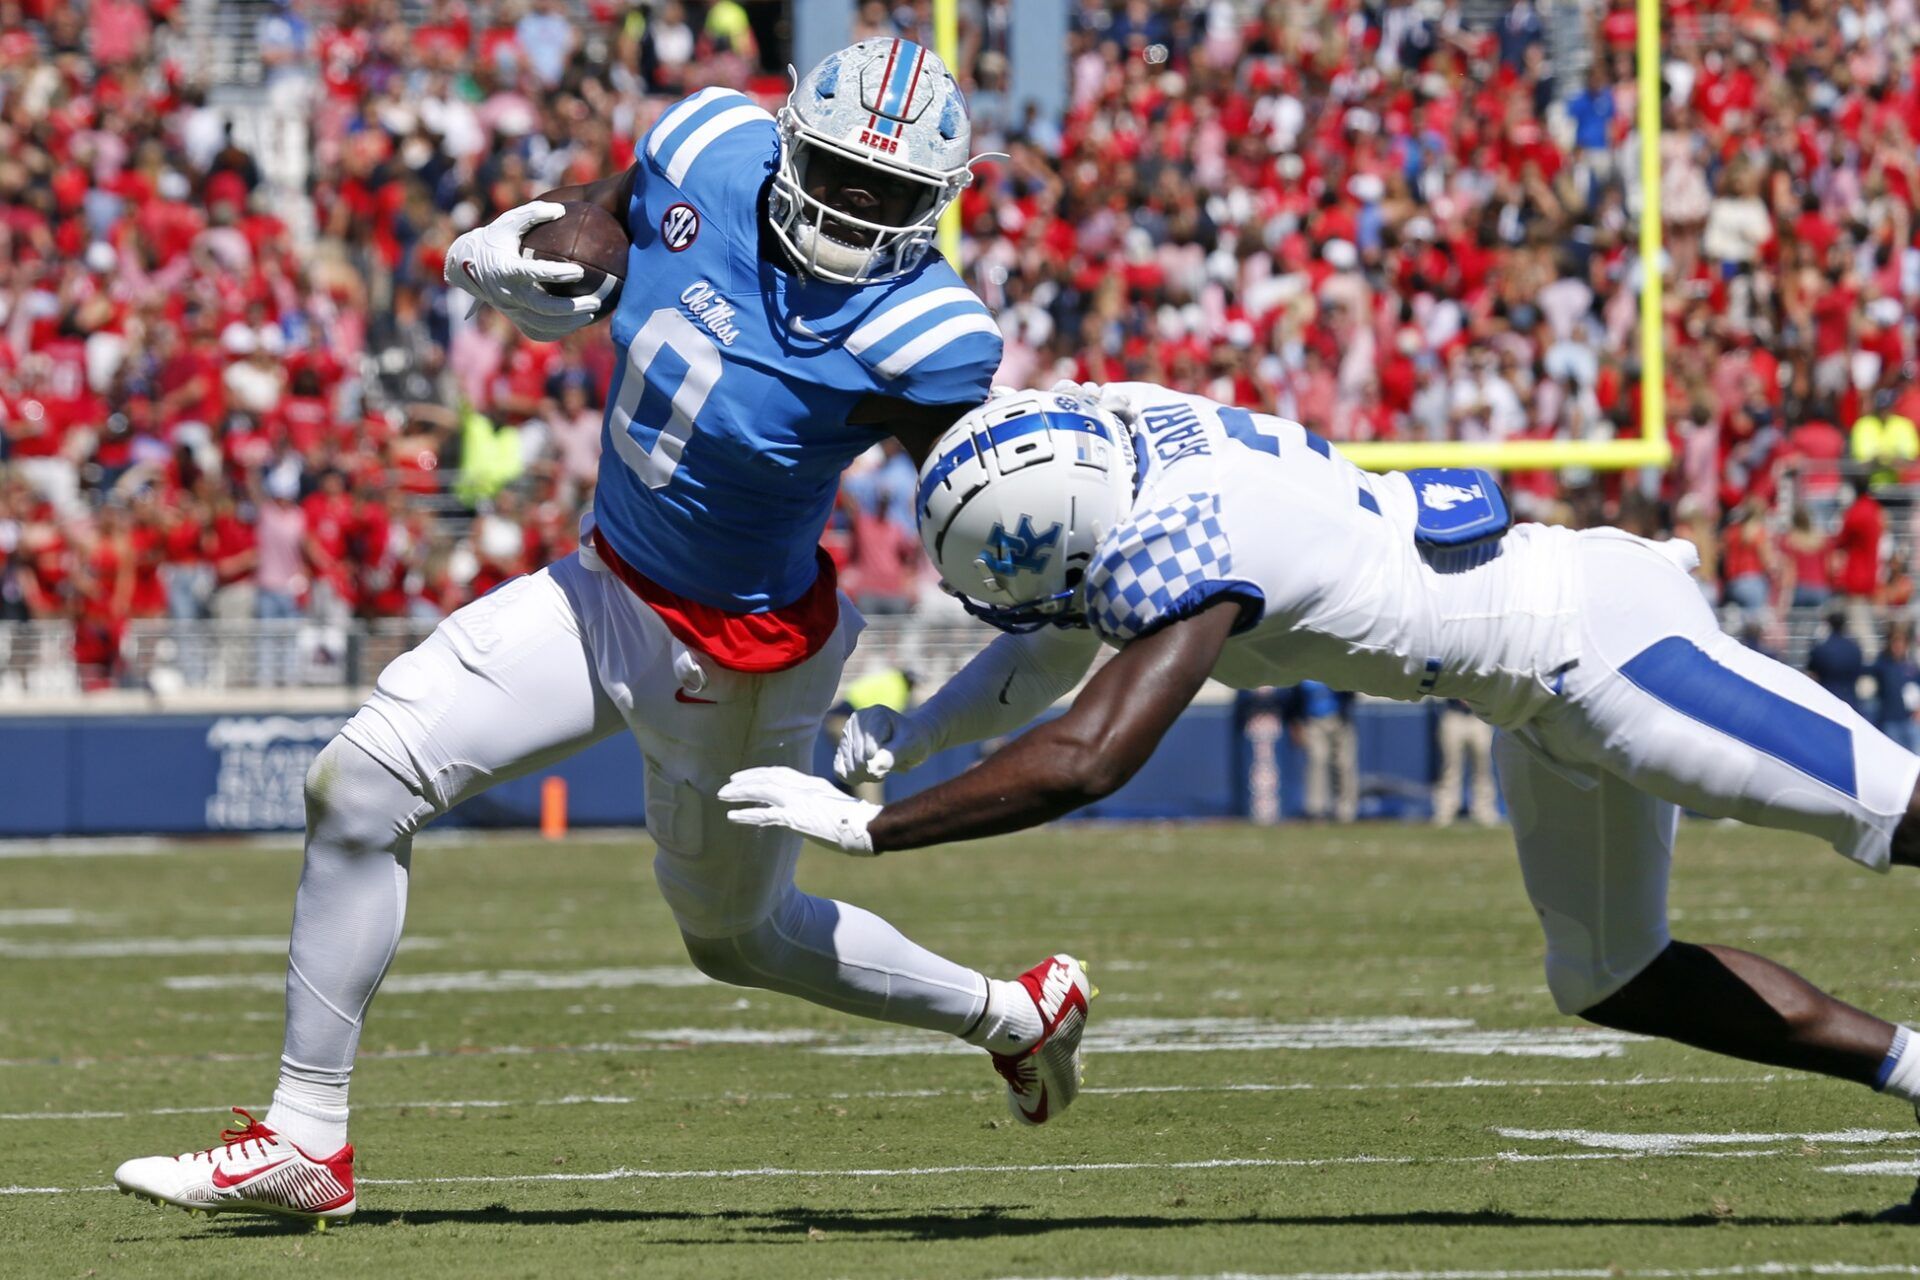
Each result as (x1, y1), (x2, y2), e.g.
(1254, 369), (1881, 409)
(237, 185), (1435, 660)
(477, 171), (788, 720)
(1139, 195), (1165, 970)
(113, 1108), (355, 1226)
(991, 953), (1094, 1126)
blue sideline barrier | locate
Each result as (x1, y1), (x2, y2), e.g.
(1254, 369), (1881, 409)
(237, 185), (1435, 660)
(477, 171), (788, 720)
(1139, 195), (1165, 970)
(0, 701), (1479, 837)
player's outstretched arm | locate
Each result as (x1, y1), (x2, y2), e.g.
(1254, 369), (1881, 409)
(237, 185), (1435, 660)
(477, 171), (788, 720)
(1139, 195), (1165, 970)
(723, 600), (1239, 854)
(837, 627), (1100, 784)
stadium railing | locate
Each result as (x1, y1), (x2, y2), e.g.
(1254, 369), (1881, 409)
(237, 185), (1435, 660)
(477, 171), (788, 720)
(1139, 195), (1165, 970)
(0, 602), (1895, 711)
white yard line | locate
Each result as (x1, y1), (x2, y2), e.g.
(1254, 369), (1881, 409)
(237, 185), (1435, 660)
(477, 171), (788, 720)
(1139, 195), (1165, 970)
(163, 966), (712, 994)
(12, 1145), (1920, 1197)
(1013, 1271), (1920, 1280)
(0, 1073), (1802, 1118)
(813, 1016), (1646, 1061)
(0, 829), (650, 859)
(0, 936), (440, 959)
(1496, 1126), (1913, 1153)
(1824, 1159), (1920, 1176)
(0, 909), (86, 926)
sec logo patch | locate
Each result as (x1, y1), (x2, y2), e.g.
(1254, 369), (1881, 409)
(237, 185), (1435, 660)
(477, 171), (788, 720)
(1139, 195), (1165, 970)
(661, 203), (700, 252)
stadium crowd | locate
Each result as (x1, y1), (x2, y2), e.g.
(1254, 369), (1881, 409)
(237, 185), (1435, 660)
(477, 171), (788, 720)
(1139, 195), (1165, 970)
(5, 0), (1920, 686)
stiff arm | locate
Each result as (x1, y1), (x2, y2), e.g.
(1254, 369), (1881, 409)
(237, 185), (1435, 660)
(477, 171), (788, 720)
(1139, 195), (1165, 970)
(723, 601), (1241, 853)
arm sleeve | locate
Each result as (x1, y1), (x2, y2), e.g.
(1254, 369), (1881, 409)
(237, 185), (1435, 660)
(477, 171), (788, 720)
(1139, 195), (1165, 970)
(909, 626), (1102, 755)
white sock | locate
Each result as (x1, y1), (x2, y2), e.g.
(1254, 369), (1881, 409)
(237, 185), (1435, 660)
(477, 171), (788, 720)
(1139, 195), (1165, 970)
(1876, 1025), (1920, 1106)
(265, 1059), (350, 1155)
(961, 977), (1043, 1055)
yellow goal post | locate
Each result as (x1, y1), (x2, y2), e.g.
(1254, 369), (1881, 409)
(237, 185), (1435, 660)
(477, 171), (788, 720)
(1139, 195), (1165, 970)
(931, 0), (1670, 474)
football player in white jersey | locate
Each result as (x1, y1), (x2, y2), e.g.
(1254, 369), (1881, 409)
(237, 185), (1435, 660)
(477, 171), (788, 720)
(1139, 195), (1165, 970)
(111, 44), (1091, 1226)
(725, 384), (1920, 1212)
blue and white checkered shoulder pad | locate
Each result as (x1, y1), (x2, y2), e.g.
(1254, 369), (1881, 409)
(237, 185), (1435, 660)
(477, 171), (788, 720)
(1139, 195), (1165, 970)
(1084, 492), (1255, 644)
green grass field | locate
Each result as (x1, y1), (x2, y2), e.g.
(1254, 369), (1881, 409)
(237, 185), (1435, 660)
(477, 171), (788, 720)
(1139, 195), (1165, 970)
(7, 820), (1920, 1278)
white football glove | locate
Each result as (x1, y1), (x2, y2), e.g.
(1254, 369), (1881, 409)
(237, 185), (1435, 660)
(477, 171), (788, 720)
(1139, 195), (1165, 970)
(834, 706), (930, 784)
(719, 767), (882, 856)
(1048, 379), (1141, 425)
(444, 201), (601, 342)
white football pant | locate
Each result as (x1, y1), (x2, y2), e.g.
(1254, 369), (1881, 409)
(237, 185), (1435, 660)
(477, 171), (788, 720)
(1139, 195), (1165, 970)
(1498, 531), (1920, 1014)
(283, 546), (989, 1089)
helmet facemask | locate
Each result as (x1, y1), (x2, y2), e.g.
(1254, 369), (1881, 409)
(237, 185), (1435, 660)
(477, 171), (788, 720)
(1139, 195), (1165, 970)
(771, 108), (966, 284)
(769, 38), (976, 285)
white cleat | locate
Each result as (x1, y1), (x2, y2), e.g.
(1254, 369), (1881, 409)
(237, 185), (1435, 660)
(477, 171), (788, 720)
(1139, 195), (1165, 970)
(114, 1108), (355, 1225)
(990, 953), (1094, 1126)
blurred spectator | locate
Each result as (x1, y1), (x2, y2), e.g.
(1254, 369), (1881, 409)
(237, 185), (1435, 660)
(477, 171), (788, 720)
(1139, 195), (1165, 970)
(254, 468), (306, 685)
(1834, 486), (1888, 607)
(1285, 681), (1358, 824)
(8, 0), (1920, 695)
(1851, 393), (1919, 489)
(1870, 620), (1920, 752)
(1432, 698), (1498, 827)
(1721, 501), (1776, 615)
(1777, 508), (1833, 610)
(1807, 610), (1866, 715)
(843, 494), (922, 616)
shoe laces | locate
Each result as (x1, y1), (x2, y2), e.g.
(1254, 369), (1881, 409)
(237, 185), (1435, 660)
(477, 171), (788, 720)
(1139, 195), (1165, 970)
(183, 1108), (278, 1163)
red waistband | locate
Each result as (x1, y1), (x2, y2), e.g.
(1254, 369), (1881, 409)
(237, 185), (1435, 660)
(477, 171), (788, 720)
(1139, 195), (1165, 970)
(590, 527), (840, 674)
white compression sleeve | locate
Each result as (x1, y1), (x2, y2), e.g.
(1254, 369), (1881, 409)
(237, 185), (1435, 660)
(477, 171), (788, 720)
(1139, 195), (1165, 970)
(910, 626), (1101, 755)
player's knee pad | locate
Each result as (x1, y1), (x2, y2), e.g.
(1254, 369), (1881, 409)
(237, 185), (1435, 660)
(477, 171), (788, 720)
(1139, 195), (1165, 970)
(1536, 905), (1670, 1016)
(304, 736), (431, 855)
(646, 760), (801, 938)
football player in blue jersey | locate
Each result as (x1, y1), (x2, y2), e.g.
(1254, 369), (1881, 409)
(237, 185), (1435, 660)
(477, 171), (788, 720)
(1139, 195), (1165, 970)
(724, 384), (1920, 1216)
(111, 43), (1089, 1225)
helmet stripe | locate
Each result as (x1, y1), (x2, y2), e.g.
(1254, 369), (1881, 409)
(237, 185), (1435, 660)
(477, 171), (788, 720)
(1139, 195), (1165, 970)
(915, 412), (1112, 513)
(867, 38), (901, 132)
(883, 41), (920, 116)
(898, 43), (928, 118)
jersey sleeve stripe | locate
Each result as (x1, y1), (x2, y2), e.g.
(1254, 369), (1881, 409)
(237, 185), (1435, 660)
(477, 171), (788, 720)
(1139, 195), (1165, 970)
(874, 312), (1002, 381)
(846, 286), (984, 358)
(854, 299), (990, 366)
(644, 88), (738, 162)
(662, 103), (773, 186)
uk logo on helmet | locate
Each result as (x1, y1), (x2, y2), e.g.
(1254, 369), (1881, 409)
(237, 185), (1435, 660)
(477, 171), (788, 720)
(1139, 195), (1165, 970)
(661, 203), (700, 252)
(981, 516), (1063, 577)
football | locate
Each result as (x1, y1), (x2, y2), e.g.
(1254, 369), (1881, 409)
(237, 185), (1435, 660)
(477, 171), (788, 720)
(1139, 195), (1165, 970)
(520, 200), (629, 314)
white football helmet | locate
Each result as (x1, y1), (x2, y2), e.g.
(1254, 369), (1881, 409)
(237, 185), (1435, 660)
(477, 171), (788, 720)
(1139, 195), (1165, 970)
(917, 388), (1139, 632)
(771, 38), (974, 284)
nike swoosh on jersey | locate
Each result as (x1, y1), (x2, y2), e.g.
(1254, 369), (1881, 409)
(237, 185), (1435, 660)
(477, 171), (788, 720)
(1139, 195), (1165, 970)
(997, 671), (1018, 705)
(211, 1157), (292, 1189)
(674, 689), (717, 705)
